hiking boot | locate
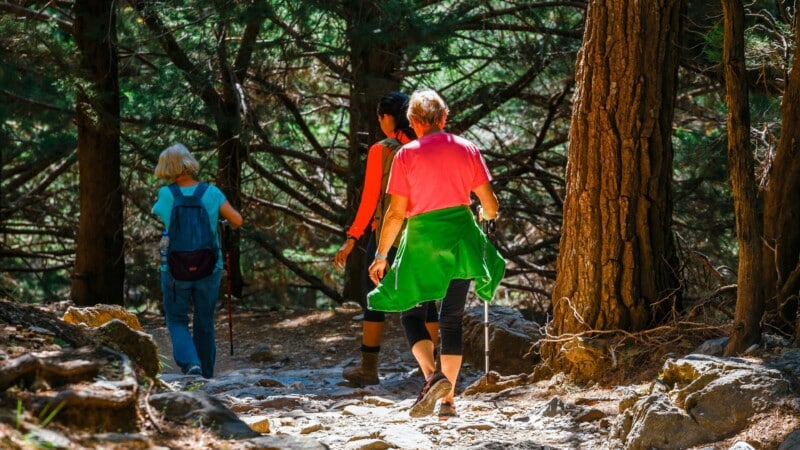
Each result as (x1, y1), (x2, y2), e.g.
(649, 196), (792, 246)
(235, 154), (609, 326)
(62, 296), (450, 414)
(409, 372), (452, 418)
(186, 365), (202, 376)
(343, 351), (379, 386)
(438, 401), (457, 420)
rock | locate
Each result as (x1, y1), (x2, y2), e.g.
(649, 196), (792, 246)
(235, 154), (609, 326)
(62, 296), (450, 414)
(378, 425), (433, 449)
(612, 354), (792, 450)
(148, 391), (260, 439)
(241, 415), (271, 433)
(663, 355), (790, 436)
(462, 305), (541, 375)
(729, 441), (756, 450)
(778, 429), (800, 450)
(243, 435), (328, 449)
(574, 407), (605, 422)
(537, 397), (566, 417)
(88, 432), (153, 448)
(692, 337), (728, 356)
(612, 393), (713, 450)
(250, 344), (278, 363)
(344, 438), (392, 450)
(62, 304), (143, 331)
(98, 319), (160, 378)
(465, 442), (556, 449)
(25, 425), (73, 449)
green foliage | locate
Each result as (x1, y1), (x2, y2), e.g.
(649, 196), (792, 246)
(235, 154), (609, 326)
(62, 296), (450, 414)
(1, 0), (787, 316)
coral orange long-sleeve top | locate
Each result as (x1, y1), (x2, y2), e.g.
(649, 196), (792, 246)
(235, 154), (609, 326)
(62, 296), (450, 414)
(345, 130), (413, 239)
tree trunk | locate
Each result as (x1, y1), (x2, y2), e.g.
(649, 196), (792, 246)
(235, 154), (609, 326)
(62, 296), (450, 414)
(721, 0), (764, 356)
(215, 24), (246, 297)
(341, 3), (403, 303)
(71, 0), (124, 306)
(542, 0), (683, 381)
(762, 4), (800, 335)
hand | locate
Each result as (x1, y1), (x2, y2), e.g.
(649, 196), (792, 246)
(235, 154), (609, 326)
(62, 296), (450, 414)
(368, 258), (389, 285)
(334, 239), (355, 269)
(477, 205), (497, 222)
(477, 206), (497, 236)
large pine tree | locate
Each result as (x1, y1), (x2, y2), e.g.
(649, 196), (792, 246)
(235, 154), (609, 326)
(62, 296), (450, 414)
(543, 0), (684, 381)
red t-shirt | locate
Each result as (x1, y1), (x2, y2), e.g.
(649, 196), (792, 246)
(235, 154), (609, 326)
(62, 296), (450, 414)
(346, 131), (414, 239)
(387, 132), (491, 217)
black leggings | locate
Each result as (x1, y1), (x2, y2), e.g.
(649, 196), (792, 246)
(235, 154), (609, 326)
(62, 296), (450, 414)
(401, 279), (470, 355)
(362, 231), (437, 323)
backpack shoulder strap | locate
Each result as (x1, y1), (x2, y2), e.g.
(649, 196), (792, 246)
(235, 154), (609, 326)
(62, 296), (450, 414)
(381, 137), (402, 155)
(193, 182), (210, 199)
(168, 183), (183, 198)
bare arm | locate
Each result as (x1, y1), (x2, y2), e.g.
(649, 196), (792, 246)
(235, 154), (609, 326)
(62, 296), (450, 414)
(473, 182), (499, 220)
(369, 194), (408, 283)
(219, 200), (243, 228)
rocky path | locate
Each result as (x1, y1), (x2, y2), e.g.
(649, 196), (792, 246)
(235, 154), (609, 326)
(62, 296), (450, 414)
(147, 306), (617, 449)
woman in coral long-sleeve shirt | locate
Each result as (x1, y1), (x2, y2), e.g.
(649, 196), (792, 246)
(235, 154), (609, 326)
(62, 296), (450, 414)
(333, 92), (438, 386)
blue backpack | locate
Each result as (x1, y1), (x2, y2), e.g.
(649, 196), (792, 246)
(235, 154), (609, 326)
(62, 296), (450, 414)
(167, 183), (218, 280)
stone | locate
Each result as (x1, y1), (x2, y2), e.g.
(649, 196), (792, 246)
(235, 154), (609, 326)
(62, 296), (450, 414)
(148, 391), (259, 439)
(574, 408), (605, 422)
(343, 439), (392, 450)
(462, 305), (541, 375)
(691, 337), (728, 356)
(62, 304), (143, 331)
(613, 354), (792, 450)
(243, 435), (329, 449)
(98, 319), (160, 378)
(241, 415), (271, 433)
(778, 429), (800, 450)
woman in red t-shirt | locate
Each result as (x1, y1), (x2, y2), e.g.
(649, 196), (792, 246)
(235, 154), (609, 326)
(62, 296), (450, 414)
(368, 89), (503, 419)
(333, 92), (438, 386)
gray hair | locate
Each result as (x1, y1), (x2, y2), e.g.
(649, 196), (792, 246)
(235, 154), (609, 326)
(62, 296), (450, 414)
(154, 143), (200, 181)
(407, 89), (449, 127)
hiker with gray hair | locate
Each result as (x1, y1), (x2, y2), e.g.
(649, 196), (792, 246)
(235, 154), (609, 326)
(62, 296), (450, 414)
(367, 89), (505, 418)
(152, 142), (242, 378)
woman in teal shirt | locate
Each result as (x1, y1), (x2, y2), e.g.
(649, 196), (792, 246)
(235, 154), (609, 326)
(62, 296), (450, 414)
(152, 143), (242, 378)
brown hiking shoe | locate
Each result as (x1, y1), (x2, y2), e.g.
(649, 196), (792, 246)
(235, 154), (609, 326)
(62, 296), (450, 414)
(342, 351), (379, 386)
(409, 372), (452, 418)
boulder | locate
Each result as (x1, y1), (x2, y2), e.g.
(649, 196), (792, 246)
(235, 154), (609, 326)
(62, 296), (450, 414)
(63, 304), (144, 331)
(149, 391), (260, 439)
(98, 319), (160, 378)
(462, 305), (541, 375)
(612, 354), (791, 450)
(61, 305), (159, 378)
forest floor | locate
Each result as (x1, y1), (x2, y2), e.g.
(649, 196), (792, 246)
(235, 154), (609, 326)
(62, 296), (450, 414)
(142, 303), (796, 450)
(1, 301), (797, 449)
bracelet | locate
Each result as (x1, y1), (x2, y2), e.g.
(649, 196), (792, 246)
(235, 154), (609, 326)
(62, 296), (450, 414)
(346, 236), (356, 242)
(374, 251), (388, 260)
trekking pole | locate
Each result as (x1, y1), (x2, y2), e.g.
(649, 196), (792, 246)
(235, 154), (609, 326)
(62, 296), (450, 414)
(220, 219), (234, 356)
(226, 248), (234, 356)
(480, 209), (496, 381)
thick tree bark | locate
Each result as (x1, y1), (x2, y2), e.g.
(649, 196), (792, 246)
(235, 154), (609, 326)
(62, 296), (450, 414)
(762, 4), (800, 336)
(71, 0), (124, 306)
(341, 3), (403, 304)
(543, 0), (683, 381)
(721, 0), (764, 356)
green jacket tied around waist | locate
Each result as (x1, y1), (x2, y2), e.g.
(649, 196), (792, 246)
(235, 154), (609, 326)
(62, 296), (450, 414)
(367, 206), (506, 312)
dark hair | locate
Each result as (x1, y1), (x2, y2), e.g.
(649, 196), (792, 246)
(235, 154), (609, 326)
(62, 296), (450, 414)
(377, 91), (417, 139)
